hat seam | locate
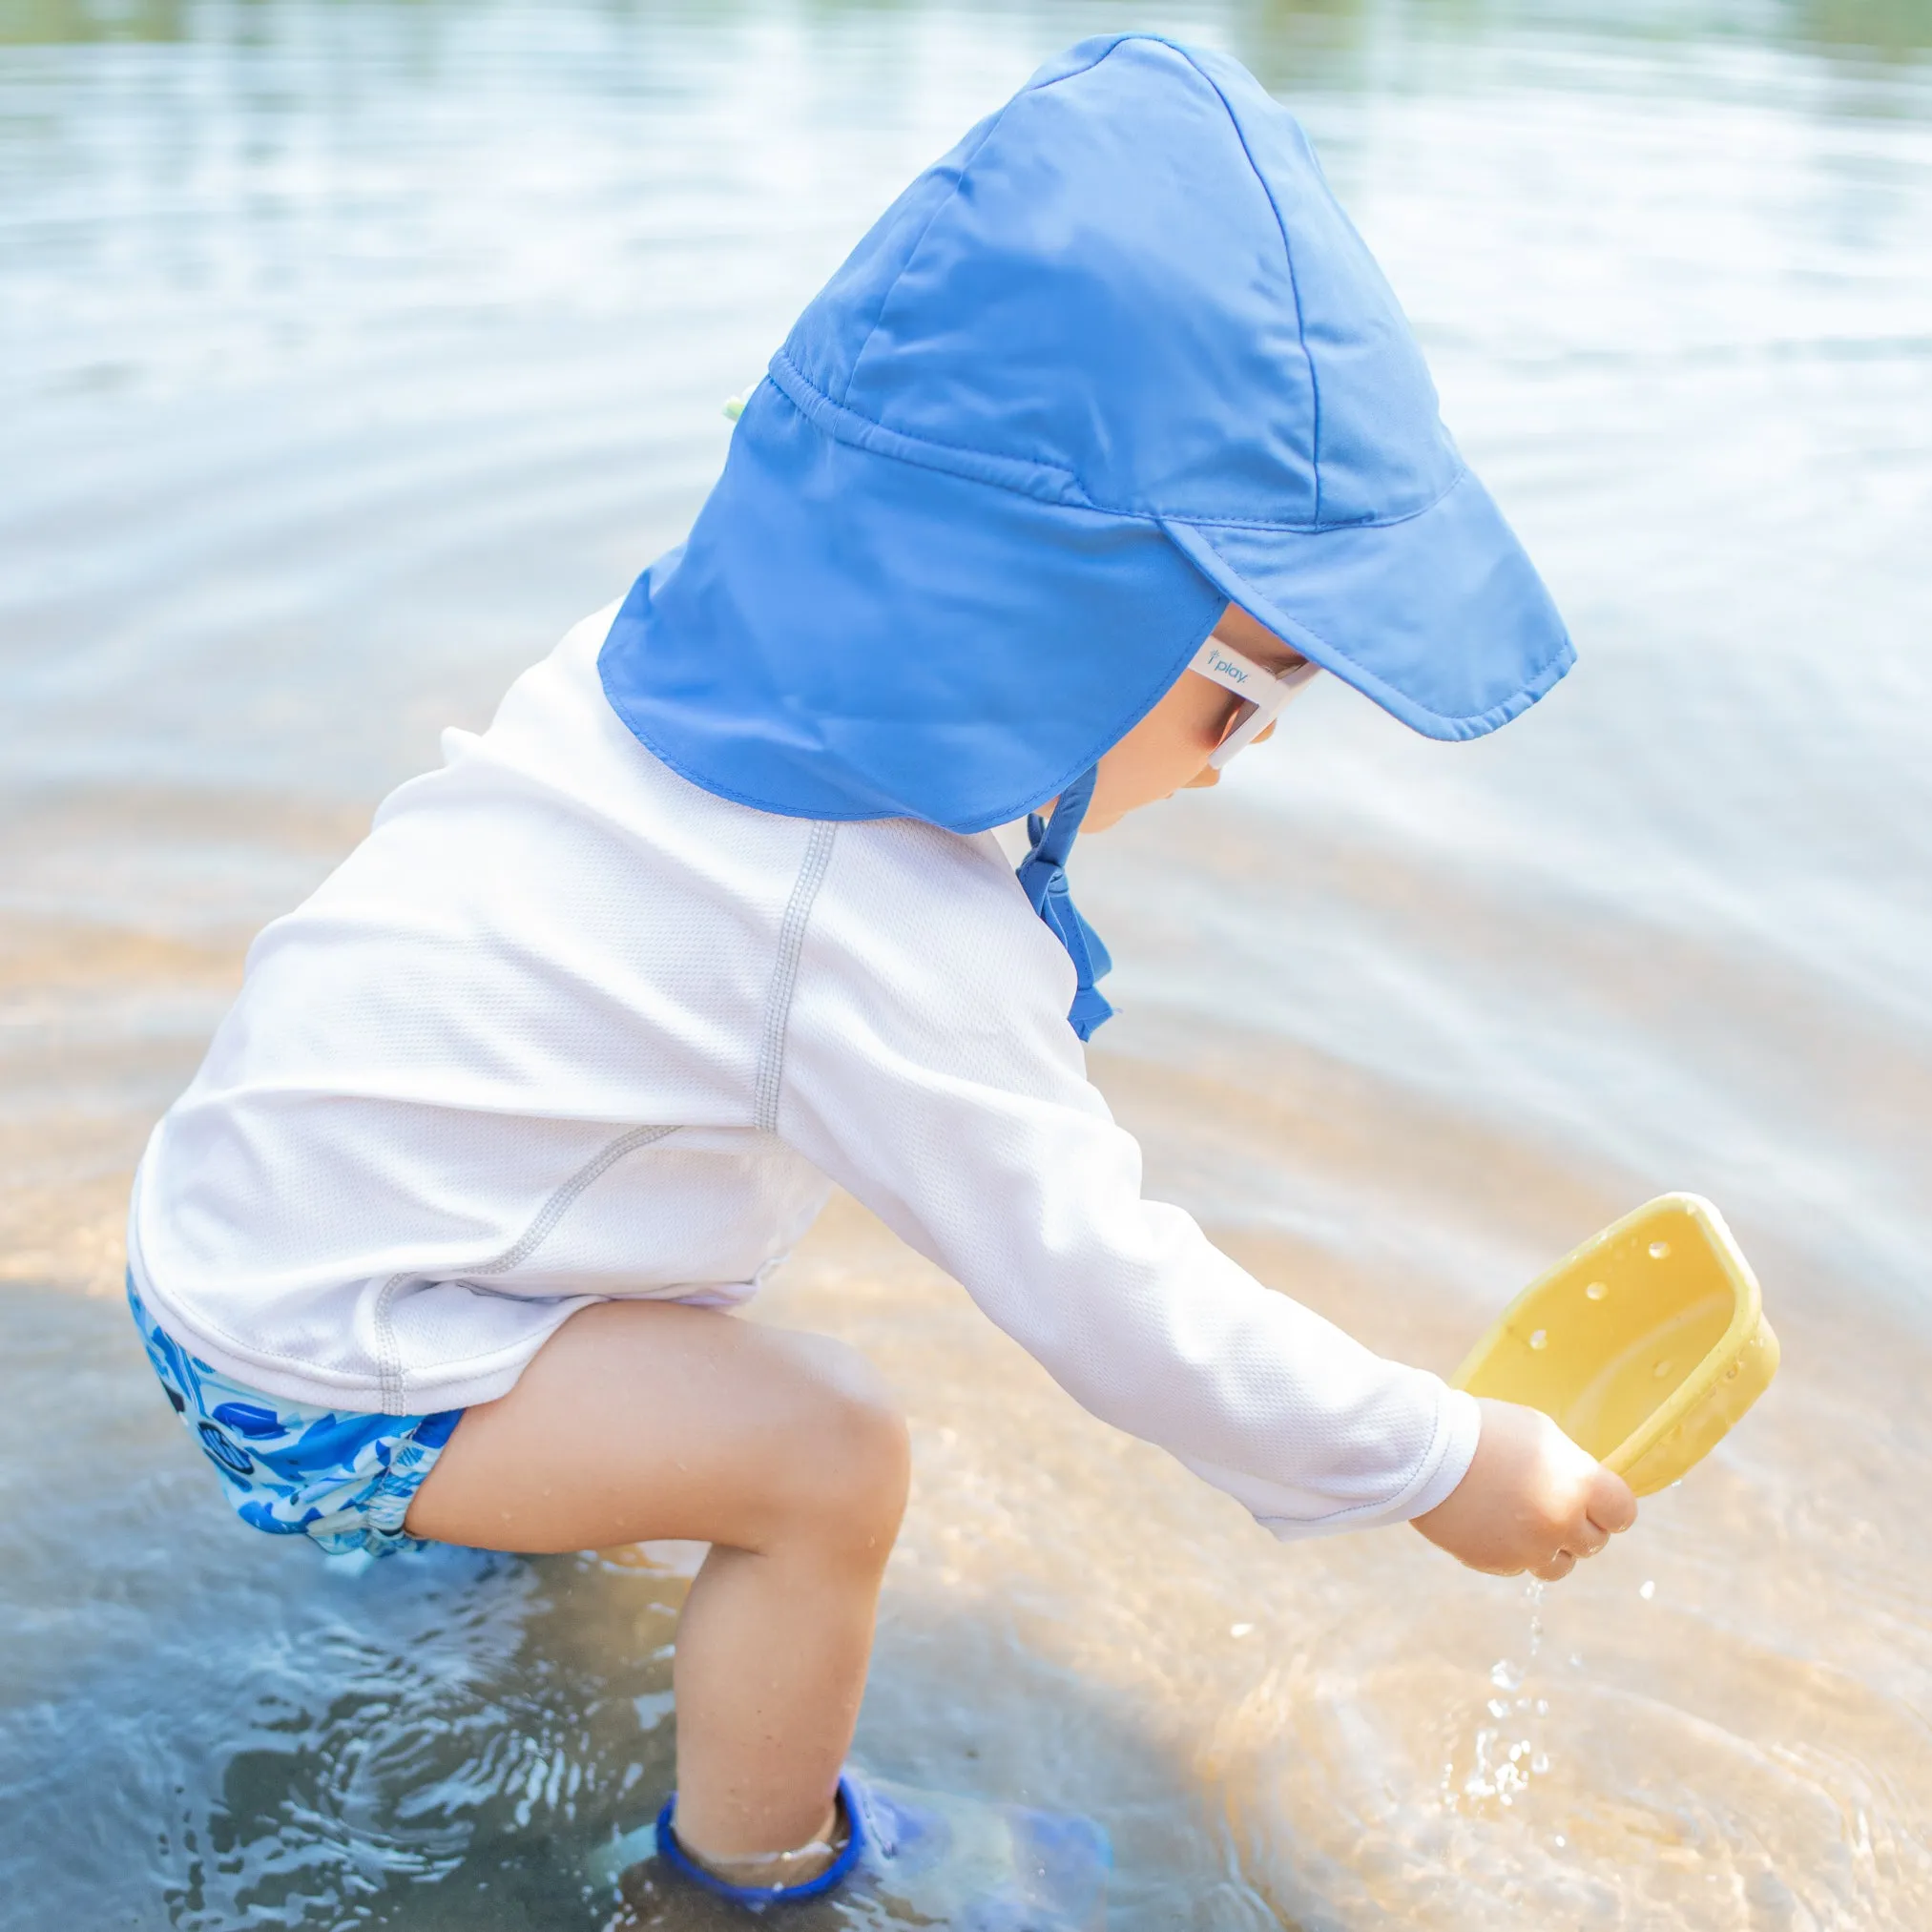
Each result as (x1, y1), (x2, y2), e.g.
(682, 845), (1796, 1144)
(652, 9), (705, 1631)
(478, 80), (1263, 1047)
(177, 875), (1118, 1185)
(765, 352), (1459, 533)
(774, 31), (1468, 536)
(835, 35), (1127, 417)
(1166, 480), (1464, 532)
(833, 111), (1008, 411)
(823, 31), (1336, 526)
(1151, 39), (1328, 527)
(766, 350), (1092, 506)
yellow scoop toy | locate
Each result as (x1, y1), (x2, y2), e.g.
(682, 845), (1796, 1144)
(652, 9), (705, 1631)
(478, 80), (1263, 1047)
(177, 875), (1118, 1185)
(1451, 1194), (1777, 1496)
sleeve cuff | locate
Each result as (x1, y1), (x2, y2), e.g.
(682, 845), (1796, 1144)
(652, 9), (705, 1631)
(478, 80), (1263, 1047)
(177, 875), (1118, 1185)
(1179, 1377), (1485, 1543)
(1401, 1384), (1482, 1523)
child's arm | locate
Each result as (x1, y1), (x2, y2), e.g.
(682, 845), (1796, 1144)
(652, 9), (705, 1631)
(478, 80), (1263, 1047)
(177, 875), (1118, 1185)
(1411, 1398), (1637, 1581)
(779, 826), (1485, 1541)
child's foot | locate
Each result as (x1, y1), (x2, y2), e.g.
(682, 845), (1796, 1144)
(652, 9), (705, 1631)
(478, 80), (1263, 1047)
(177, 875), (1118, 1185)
(591, 1771), (1110, 1928)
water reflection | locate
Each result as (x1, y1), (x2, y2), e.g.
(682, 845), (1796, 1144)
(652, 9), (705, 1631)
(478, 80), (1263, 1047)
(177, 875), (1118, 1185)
(0, 1302), (677, 1924)
(3, 1), (1930, 1927)
(8, 0), (1932, 59)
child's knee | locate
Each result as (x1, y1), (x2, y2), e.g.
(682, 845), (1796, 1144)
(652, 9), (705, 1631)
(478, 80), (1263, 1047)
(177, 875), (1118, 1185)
(784, 1338), (910, 1551)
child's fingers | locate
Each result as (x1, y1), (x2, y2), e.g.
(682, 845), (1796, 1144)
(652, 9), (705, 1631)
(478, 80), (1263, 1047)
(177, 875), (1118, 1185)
(1585, 1466), (1639, 1536)
(1530, 1548), (1577, 1582)
(1567, 1514), (1611, 1559)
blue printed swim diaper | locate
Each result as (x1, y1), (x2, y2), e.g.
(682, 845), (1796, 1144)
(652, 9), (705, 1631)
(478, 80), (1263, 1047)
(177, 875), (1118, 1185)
(128, 1278), (464, 1558)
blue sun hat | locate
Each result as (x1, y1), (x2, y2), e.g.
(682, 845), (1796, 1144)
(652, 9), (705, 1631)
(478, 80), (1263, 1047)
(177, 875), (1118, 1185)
(600, 31), (1572, 1034)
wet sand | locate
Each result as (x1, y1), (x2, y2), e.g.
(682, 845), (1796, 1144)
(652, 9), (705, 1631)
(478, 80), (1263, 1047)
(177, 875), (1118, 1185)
(3, 3), (1930, 1925)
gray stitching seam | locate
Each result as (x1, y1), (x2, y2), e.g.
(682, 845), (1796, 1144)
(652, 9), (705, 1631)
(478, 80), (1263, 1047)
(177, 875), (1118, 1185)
(757, 821), (838, 1132)
(467, 1124), (677, 1277)
(375, 1272), (409, 1413)
(372, 1122), (676, 1410)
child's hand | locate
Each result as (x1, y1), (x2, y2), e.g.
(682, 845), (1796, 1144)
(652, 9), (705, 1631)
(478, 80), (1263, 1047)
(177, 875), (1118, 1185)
(1412, 1398), (1637, 1581)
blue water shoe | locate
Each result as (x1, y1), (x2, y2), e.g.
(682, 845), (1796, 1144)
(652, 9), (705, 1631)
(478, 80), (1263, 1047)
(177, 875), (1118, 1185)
(590, 1770), (1109, 1926)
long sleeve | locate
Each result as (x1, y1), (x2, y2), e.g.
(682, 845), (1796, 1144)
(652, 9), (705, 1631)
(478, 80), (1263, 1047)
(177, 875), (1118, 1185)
(777, 817), (1480, 1539)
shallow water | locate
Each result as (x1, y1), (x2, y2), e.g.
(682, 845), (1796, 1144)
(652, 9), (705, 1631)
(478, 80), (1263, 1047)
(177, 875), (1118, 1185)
(4, 2), (1931, 1926)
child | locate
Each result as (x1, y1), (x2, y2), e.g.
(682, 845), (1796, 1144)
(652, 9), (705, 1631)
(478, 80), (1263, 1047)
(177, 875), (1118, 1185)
(127, 32), (1635, 1920)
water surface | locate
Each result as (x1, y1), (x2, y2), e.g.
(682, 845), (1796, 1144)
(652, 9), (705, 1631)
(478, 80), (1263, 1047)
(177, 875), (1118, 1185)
(3, 2), (1930, 1926)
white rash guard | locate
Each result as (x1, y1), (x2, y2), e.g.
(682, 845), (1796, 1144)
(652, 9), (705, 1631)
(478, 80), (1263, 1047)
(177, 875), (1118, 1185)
(131, 604), (1480, 1540)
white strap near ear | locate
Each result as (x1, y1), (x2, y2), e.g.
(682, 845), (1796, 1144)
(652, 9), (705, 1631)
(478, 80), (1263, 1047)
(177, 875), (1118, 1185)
(1191, 637), (1319, 768)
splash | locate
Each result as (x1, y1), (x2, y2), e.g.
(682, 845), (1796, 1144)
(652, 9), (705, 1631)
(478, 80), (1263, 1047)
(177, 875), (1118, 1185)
(1447, 1581), (1554, 1811)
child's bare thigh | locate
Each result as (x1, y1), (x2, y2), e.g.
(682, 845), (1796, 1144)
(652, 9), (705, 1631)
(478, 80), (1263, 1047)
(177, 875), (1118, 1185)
(405, 1298), (907, 1557)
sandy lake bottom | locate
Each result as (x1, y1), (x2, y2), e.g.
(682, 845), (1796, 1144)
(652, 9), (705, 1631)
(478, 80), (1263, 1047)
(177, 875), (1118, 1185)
(3, 3), (1931, 1925)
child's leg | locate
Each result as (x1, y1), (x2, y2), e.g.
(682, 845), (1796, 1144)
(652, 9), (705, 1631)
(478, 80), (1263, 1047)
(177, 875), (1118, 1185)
(404, 1299), (909, 1862)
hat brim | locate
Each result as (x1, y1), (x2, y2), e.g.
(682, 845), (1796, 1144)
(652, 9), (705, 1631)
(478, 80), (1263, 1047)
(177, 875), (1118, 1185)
(1161, 467), (1574, 742)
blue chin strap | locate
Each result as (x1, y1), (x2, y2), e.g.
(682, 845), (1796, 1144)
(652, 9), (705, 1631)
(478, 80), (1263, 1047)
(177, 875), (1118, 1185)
(1014, 766), (1114, 1041)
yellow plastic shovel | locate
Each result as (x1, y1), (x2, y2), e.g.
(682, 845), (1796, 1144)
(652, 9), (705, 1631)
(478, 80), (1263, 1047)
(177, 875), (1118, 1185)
(1450, 1194), (1777, 1496)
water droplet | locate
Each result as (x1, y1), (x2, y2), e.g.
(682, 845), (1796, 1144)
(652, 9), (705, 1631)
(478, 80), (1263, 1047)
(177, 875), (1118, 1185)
(1487, 1696), (1511, 1719)
(1652, 1358), (1674, 1379)
(1586, 1280), (1608, 1300)
(1491, 1659), (1524, 1690)
(1531, 1750), (1550, 1776)
(1528, 1328), (1548, 1350)
(1639, 1579), (1656, 1601)
(1229, 1622), (1254, 1639)
(1553, 1834), (1567, 1848)
(1649, 1239), (1671, 1259)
